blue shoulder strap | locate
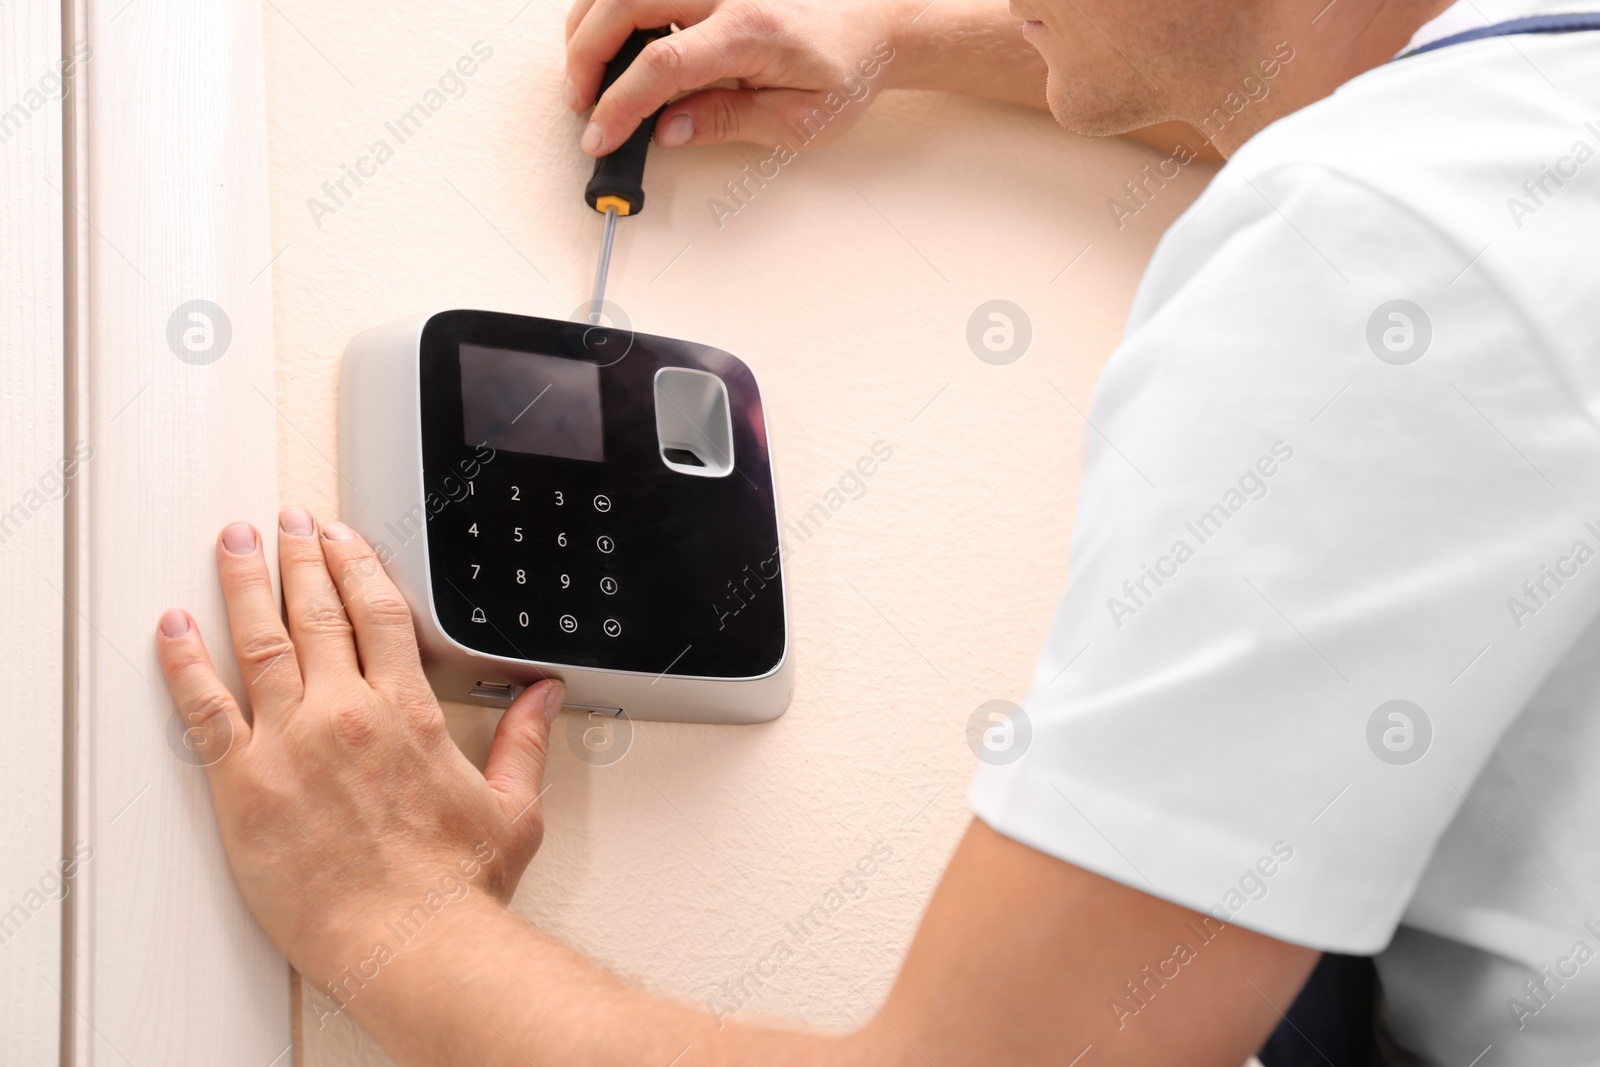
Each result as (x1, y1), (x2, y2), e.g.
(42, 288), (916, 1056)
(1403, 11), (1600, 57)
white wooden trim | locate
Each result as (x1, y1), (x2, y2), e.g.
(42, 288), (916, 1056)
(68, 1), (290, 1063)
(1, 2), (66, 1061)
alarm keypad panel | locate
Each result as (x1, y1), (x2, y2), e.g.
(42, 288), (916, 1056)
(450, 470), (629, 647)
(417, 310), (785, 681)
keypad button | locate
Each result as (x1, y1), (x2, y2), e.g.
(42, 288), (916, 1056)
(602, 618), (622, 637)
(596, 535), (615, 554)
(593, 494), (611, 513)
(599, 576), (618, 595)
(559, 614), (578, 633)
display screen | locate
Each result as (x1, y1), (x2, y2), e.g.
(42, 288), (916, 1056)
(459, 344), (604, 461)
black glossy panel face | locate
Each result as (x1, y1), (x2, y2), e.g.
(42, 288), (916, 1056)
(417, 310), (785, 679)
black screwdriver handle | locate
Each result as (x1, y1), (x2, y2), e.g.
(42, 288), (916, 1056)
(585, 27), (671, 217)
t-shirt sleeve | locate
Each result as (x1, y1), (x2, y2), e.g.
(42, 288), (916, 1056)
(969, 163), (1600, 953)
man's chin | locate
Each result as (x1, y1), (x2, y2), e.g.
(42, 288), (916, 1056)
(1042, 74), (1165, 138)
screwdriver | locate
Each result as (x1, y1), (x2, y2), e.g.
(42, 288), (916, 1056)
(586, 27), (671, 324)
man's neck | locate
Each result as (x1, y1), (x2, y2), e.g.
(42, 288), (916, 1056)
(1205, 0), (1460, 156)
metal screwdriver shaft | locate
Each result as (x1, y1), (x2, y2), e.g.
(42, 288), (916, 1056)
(589, 205), (618, 324)
(583, 27), (670, 325)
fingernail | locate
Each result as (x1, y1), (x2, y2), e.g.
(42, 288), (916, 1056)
(581, 121), (604, 154)
(322, 521), (356, 542)
(159, 608), (190, 638)
(658, 113), (693, 148)
(280, 505), (314, 537)
(563, 76), (579, 110)
(542, 680), (566, 724)
(222, 523), (257, 555)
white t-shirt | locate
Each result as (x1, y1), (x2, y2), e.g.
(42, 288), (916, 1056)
(970, 4), (1600, 1063)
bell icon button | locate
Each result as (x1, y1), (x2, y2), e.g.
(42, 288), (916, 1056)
(471, 607), (487, 624)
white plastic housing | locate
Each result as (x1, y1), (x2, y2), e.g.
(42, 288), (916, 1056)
(338, 311), (793, 724)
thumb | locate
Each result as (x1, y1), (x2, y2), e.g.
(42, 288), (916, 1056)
(484, 679), (564, 827)
(656, 87), (844, 151)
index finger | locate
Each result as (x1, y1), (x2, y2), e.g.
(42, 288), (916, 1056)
(582, 17), (756, 155)
(567, 0), (716, 112)
(317, 522), (426, 687)
(565, 0), (601, 41)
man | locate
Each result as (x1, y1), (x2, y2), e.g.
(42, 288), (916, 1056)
(157, 0), (1600, 1063)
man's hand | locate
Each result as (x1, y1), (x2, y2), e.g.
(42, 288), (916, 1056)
(156, 507), (1316, 1066)
(566, 0), (911, 155)
(565, 0), (1068, 156)
(155, 506), (564, 986)
(563, 1), (1217, 163)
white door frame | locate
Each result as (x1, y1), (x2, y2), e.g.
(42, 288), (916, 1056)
(2, 1), (68, 1061)
(3, 1), (289, 1063)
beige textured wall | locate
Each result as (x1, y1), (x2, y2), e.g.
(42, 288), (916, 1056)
(262, 2), (1213, 1060)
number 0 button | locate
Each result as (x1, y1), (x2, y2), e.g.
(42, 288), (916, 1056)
(599, 576), (618, 595)
(596, 535), (615, 554)
(559, 614), (578, 633)
(603, 618), (622, 637)
(593, 494), (611, 512)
